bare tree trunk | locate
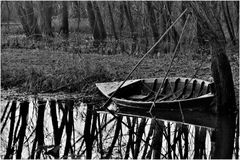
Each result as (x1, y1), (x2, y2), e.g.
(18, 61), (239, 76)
(15, 1), (41, 39)
(86, 1), (100, 47)
(141, 2), (149, 54)
(38, 1), (53, 37)
(15, 2), (30, 36)
(146, 1), (159, 55)
(234, 1), (239, 37)
(92, 1), (107, 40)
(161, 2), (171, 54)
(181, 1), (187, 25)
(222, 1), (236, 45)
(123, 1), (137, 54)
(25, 1), (41, 39)
(73, 1), (81, 31)
(119, 2), (125, 52)
(5, 1), (10, 31)
(108, 2), (118, 40)
(87, 1), (106, 47)
(165, 1), (179, 51)
(61, 1), (69, 38)
(196, 19), (206, 49)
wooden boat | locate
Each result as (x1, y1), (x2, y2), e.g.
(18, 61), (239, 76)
(96, 77), (215, 112)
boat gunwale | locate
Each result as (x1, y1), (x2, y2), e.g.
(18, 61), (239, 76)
(112, 93), (214, 105)
(96, 77), (215, 103)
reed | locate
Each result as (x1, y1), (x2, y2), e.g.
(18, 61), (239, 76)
(63, 100), (74, 158)
(141, 119), (154, 159)
(105, 116), (122, 159)
(30, 101), (46, 159)
(151, 120), (164, 159)
(1, 101), (10, 122)
(16, 101), (29, 159)
(4, 101), (16, 159)
(124, 117), (136, 159)
(1, 101), (12, 133)
(97, 113), (104, 158)
(84, 104), (93, 159)
(134, 118), (147, 158)
(0, 99), (238, 158)
(166, 122), (172, 159)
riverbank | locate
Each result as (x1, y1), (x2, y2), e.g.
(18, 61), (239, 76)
(1, 46), (239, 104)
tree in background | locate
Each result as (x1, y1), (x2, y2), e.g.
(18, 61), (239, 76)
(141, 2), (149, 54)
(123, 1), (137, 54)
(1, 1), (11, 31)
(146, 1), (159, 55)
(86, 1), (100, 47)
(107, 2), (117, 40)
(222, 1), (237, 45)
(118, 2), (125, 52)
(92, 1), (107, 41)
(166, 2), (180, 51)
(14, 1), (41, 39)
(61, 1), (69, 38)
(37, 1), (53, 37)
(73, 1), (81, 31)
(86, 1), (106, 47)
(234, 1), (239, 36)
(2, 1), (239, 53)
(25, 1), (41, 39)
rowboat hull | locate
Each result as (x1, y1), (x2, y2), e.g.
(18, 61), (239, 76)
(96, 77), (215, 112)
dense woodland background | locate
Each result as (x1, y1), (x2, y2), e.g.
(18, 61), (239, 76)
(1, 1), (239, 96)
(1, 1), (239, 52)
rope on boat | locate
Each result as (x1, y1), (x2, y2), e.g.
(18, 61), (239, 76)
(101, 9), (189, 111)
(149, 13), (191, 123)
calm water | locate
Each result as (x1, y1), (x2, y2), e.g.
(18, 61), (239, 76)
(0, 98), (239, 159)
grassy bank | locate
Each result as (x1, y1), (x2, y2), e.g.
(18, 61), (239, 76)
(1, 44), (238, 96)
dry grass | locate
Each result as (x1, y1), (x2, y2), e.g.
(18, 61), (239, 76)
(2, 44), (236, 94)
(1, 28), (238, 104)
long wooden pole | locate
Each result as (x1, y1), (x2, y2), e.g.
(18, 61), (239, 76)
(149, 13), (190, 113)
(101, 9), (188, 110)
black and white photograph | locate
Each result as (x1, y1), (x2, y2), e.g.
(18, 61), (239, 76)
(1, 1), (239, 159)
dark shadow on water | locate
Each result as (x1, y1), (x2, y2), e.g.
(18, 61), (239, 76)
(213, 112), (238, 159)
(117, 107), (218, 129)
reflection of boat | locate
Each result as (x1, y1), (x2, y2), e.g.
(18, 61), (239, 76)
(97, 108), (218, 129)
(96, 77), (215, 111)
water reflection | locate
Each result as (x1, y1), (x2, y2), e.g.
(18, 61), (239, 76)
(0, 99), (239, 159)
